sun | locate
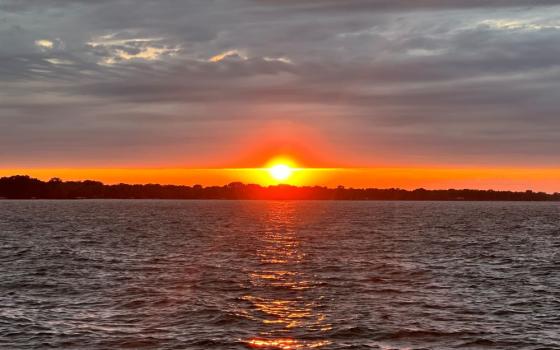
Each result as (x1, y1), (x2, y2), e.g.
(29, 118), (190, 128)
(265, 156), (298, 183)
(269, 164), (293, 181)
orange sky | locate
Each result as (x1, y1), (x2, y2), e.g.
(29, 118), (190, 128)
(2, 113), (559, 193)
(2, 109), (558, 193)
(2, 130), (559, 192)
(2, 166), (559, 193)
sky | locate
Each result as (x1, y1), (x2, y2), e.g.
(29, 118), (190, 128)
(1, 0), (560, 190)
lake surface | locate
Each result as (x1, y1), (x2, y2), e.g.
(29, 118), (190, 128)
(1, 200), (559, 349)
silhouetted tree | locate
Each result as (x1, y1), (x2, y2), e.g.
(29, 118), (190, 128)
(0, 175), (558, 201)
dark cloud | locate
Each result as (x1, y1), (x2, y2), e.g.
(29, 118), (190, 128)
(2, 0), (556, 12)
(1, 0), (560, 167)
(253, 0), (560, 12)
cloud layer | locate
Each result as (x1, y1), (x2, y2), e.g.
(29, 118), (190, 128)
(1, 0), (560, 167)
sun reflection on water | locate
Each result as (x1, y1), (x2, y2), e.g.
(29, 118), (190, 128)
(246, 338), (331, 349)
(242, 203), (332, 349)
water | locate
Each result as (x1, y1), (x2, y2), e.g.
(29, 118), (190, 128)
(1, 200), (559, 350)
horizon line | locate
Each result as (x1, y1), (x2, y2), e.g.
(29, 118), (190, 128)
(1, 168), (559, 193)
(1, 174), (558, 195)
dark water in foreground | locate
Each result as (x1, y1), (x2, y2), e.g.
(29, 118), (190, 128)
(1, 201), (559, 350)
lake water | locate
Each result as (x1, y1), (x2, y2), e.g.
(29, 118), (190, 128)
(1, 200), (559, 349)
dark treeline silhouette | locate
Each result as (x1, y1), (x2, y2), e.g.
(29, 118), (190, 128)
(0, 175), (558, 201)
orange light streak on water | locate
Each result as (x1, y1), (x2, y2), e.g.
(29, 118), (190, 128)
(246, 338), (331, 349)
(241, 202), (332, 349)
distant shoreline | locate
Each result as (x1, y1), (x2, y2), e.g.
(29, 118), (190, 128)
(2, 199), (559, 203)
(1, 175), (558, 201)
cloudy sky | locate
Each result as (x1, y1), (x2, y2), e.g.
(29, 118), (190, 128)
(1, 0), (560, 170)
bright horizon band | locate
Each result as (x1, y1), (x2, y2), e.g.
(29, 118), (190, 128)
(1, 167), (559, 193)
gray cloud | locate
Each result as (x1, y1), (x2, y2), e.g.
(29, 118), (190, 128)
(1, 0), (560, 167)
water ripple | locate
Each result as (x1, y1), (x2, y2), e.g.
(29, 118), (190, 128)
(1, 200), (559, 349)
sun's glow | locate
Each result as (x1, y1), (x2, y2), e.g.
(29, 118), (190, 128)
(269, 164), (293, 181)
(265, 156), (298, 183)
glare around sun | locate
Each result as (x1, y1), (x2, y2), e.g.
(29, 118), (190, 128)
(269, 164), (293, 181)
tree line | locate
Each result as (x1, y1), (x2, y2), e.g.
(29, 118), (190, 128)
(0, 175), (558, 201)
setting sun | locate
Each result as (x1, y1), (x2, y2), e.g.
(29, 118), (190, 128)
(269, 164), (293, 181)
(265, 156), (298, 183)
